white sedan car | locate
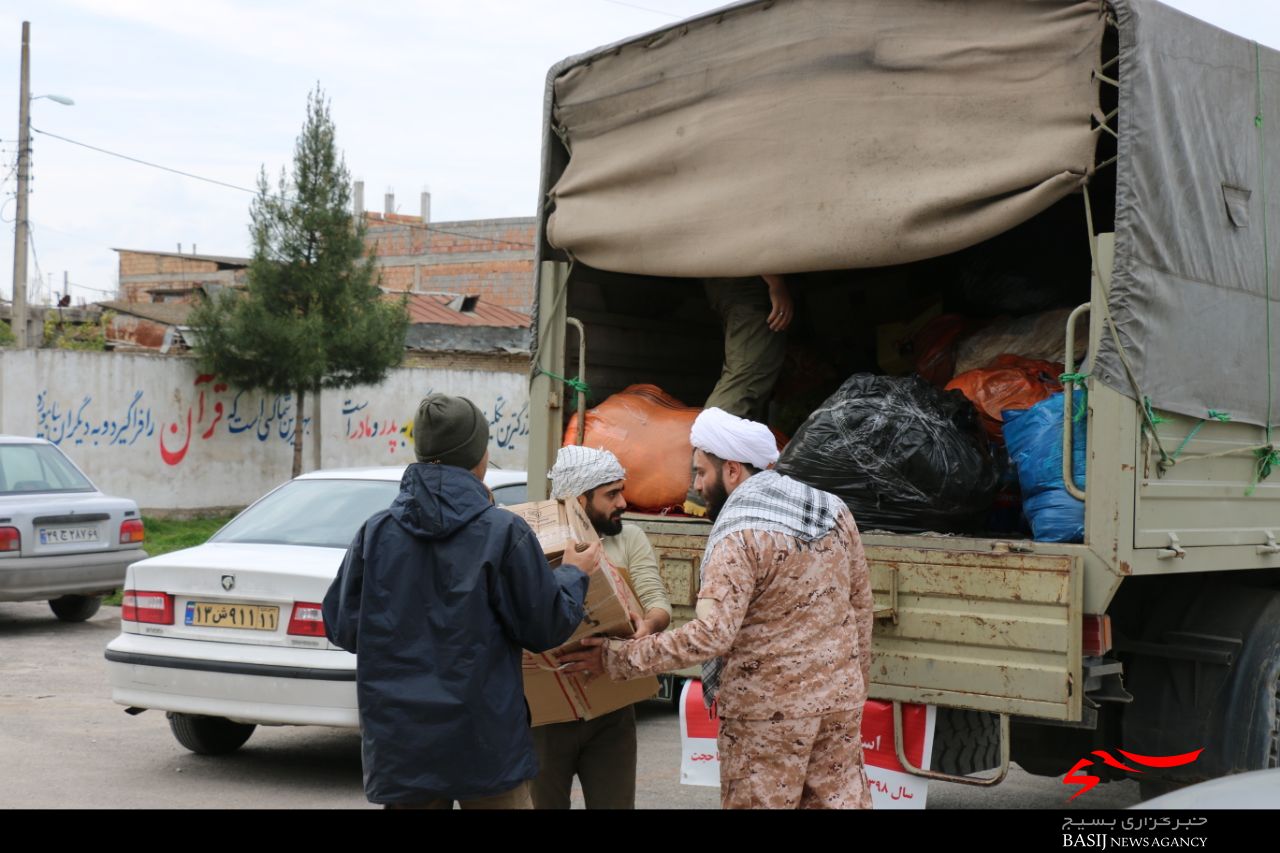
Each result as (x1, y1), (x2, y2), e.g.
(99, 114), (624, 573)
(0, 436), (146, 621)
(105, 465), (527, 755)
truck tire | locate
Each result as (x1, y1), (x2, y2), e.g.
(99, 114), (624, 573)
(930, 708), (1001, 775)
(1217, 590), (1280, 772)
(167, 713), (256, 755)
(1118, 579), (1280, 795)
(48, 594), (102, 622)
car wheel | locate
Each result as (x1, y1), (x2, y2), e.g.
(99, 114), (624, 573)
(167, 713), (256, 755)
(48, 594), (102, 622)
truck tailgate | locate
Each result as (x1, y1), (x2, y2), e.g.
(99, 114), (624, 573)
(866, 541), (1082, 722)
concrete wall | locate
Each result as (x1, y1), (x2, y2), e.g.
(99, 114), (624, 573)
(0, 350), (530, 512)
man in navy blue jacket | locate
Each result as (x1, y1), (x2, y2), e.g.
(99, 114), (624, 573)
(323, 394), (597, 809)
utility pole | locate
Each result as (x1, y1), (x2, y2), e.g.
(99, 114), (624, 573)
(11, 21), (30, 347)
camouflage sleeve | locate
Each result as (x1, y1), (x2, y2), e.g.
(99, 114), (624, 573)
(844, 511), (874, 689)
(601, 536), (754, 680)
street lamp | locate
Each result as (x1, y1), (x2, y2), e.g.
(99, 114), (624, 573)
(10, 21), (74, 348)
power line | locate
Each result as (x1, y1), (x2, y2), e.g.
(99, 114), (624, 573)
(31, 125), (260, 195)
(596, 0), (684, 17)
(26, 217), (103, 247)
(66, 280), (117, 296)
(32, 125), (535, 249)
(28, 224), (43, 285)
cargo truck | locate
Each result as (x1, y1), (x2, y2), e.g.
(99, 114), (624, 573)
(526, 0), (1280, 795)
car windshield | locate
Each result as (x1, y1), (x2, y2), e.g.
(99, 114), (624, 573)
(211, 478), (400, 548)
(0, 444), (94, 495)
(491, 482), (527, 506)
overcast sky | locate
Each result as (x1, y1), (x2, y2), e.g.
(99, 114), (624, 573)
(0, 0), (1276, 305)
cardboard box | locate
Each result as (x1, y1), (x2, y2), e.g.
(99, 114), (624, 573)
(503, 499), (660, 724)
(523, 649), (660, 725)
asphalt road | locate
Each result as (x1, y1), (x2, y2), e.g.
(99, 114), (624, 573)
(0, 600), (1139, 809)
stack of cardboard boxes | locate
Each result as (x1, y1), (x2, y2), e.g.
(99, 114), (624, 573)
(504, 499), (659, 725)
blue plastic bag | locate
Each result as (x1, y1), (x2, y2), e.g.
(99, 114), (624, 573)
(1002, 394), (1086, 543)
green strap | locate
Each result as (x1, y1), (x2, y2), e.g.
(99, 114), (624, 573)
(538, 368), (591, 399)
(1246, 446), (1280, 496)
(1170, 410), (1233, 460)
(1060, 372), (1089, 423)
(1142, 396), (1170, 426)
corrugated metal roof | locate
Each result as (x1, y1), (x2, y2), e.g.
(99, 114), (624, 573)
(396, 293), (530, 328)
(98, 300), (194, 326)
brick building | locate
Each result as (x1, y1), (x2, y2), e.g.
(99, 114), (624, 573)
(363, 213), (535, 312)
(114, 249), (249, 304)
(113, 201), (536, 314)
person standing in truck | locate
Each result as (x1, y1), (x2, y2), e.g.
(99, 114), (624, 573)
(561, 407), (875, 810)
(685, 273), (793, 516)
(533, 445), (672, 809)
(702, 273), (794, 422)
(323, 393), (599, 810)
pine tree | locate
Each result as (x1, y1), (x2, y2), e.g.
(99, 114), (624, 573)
(192, 85), (407, 476)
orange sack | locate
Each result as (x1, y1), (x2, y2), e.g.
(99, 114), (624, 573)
(563, 385), (700, 513)
(945, 355), (1063, 443)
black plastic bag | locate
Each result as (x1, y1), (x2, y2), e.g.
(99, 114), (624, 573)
(777, 374), (998, 533)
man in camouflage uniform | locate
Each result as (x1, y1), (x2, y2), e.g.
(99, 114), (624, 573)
(562, 408), (875, 809)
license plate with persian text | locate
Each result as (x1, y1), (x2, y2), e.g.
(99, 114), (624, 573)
(185, 601), (279, 631)
(39, 526), (98, 545)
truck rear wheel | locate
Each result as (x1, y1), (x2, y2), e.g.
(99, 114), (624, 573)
(1218, 591), (1280, 771)
(1118, 580), (1280, 797)
(931, 708), (1000, 775)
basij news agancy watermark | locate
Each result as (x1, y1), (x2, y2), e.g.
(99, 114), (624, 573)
(1061, 816), (1210, 849)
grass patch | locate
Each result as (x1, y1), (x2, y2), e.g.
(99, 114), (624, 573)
(103, 514), (237, 606)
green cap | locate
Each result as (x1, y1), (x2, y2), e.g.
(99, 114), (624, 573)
(413, 394), (489, 469)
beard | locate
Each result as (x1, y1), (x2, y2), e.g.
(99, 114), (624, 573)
(702, 476), (730, 522)
(588, 504), (624, 537)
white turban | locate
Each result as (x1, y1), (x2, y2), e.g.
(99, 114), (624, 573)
(547, 445), (627, 499)
(690, 407), (779, 471)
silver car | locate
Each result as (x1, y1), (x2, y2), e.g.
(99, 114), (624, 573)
(0, 436), (146, 621)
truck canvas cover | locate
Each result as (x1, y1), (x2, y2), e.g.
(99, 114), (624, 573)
(541, 0), (1280, 428)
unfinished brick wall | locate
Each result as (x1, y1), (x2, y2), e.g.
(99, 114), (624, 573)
(115, 215), (537, 311)
(364, 215), (535, 312)
(116, 250), (248, 304)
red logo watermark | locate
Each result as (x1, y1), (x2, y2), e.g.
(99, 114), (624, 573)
(1063, 748), (1203, 800)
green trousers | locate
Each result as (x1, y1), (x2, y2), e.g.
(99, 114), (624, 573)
(703, 277), (788, 422)
(530, 705), (637, 809)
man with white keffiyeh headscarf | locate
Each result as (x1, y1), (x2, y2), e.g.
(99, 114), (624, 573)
(533, 445), (671, 810)
(559, 409), (876, 810)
